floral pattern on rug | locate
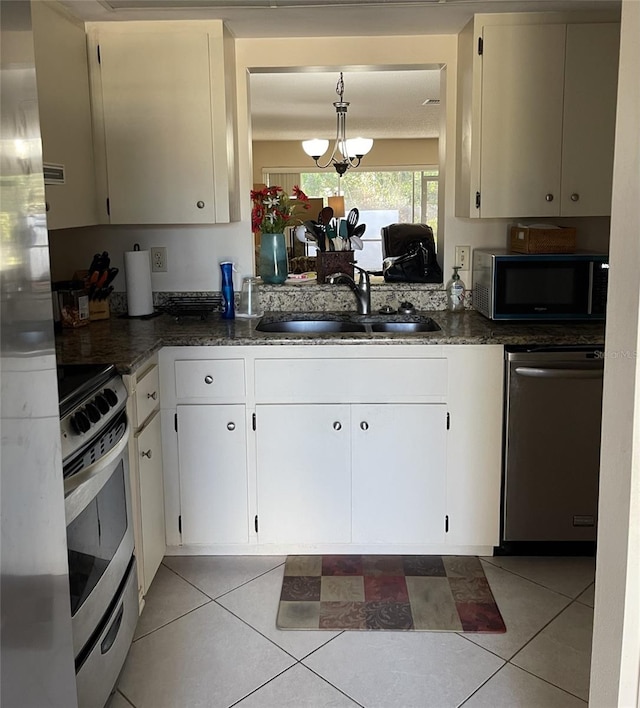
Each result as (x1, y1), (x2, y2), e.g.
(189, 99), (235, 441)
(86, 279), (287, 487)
(276, 555), (506, 633)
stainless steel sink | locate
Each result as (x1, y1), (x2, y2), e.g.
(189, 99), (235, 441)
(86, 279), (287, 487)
(369, 321), (440, 333)
(255, 313), (441, 335)
(256, 320), (366, 333)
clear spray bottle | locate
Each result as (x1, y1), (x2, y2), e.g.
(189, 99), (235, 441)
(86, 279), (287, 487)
(220, 261), (236, 319)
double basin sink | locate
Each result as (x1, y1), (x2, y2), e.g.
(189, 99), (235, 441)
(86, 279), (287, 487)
(256, 312), (441, 335)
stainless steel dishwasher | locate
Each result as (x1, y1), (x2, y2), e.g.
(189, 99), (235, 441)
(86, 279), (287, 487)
(501, 345), (605, 551)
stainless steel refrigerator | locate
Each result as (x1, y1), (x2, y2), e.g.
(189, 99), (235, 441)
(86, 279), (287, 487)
(1, 1), (78, 705)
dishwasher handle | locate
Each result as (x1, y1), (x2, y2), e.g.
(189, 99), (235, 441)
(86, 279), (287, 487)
(514, 366), (603, 380)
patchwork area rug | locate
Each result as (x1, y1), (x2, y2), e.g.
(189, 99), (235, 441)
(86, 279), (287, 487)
(277, 555), (506, 632)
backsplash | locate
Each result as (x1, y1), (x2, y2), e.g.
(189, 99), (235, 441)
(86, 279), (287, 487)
(109, 283), (472, 314)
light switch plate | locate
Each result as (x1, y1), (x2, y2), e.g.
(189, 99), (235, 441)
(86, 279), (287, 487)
(455, 245), (470, 271)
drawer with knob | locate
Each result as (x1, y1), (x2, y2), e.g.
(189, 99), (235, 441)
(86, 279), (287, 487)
(134, 364), (160, 428)
(174, 359), (246, 402)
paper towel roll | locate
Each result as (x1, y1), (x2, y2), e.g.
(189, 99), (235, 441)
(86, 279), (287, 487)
(124, 248), (154, 317)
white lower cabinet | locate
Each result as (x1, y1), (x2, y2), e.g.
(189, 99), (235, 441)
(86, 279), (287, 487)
(125, 358), (166, 607)
(256, 404), (351, 545)
(256, 403), (447, 547)
(177, 404), (248, 545)
(160, 344), (503, 555)
(352, 404), (447, 545)
(134, 410), (165, 593)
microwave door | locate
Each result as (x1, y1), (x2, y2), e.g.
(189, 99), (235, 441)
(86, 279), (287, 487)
(495, 260), (592, 318)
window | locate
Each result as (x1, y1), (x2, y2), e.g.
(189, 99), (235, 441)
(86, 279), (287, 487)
(268, 169), (439, 271)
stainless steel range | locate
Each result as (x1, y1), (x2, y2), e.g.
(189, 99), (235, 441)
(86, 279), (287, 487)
(59, 364), (138, 708)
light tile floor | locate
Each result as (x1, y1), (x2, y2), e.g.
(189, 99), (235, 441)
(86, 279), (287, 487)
(109, 555), (595, 708)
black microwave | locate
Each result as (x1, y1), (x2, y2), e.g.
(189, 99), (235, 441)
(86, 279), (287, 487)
(472, 249), (609, 321)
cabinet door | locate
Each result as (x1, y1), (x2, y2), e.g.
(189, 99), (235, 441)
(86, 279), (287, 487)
(32, 1), (97, 229)
(480, 24), (566, 218)
(177, 405), (248, 545)
(256, 405), (351, 545)
(444, 345), (503, 548)
(98, 31), (216, 224)
(135, 410), (165, 594)
(560, 23), (620, 216)
(351, 404), (447, 545)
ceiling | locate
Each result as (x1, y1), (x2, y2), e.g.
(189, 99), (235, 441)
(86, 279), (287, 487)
(59, 0), (620, 38)
(250, 69), (442, 141)
(58, 0), (621, 141)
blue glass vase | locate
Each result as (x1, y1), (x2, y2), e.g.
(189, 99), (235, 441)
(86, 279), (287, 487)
(259, 232), (288, 284)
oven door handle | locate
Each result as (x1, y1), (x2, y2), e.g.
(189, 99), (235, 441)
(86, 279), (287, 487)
(64, 422), (130, 524)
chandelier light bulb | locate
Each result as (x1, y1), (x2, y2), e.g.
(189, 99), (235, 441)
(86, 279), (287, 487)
(302, 139), (329, 159)
(345, 137), (374, 158)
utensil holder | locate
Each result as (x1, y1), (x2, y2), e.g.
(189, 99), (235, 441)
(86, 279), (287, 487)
(316, 250), (354, 283)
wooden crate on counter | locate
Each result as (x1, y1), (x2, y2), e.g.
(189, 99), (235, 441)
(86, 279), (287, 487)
(509, 225), (577, 253)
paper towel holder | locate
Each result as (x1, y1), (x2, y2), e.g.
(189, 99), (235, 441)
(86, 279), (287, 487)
(121, 243), (162, 319)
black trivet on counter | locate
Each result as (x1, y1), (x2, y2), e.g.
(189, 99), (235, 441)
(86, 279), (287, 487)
(161, 295), (223, 320)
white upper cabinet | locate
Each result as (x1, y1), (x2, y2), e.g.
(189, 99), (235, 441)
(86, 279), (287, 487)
(32, 1), (97, 230)
(87, 21), (237, 225)
(479, 23), (566, 219)
(456, 15), (620, 219)
(560, 23), (620, 216)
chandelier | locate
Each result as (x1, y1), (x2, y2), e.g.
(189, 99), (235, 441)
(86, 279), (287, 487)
(302, 72), (374, 177)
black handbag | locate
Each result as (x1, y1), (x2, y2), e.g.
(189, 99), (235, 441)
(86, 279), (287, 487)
(380, 223), (442, 283)
(382, 241), (443, 283)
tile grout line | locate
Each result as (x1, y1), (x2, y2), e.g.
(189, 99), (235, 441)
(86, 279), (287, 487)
(299, 663), (366, 708)
(509, 659), (590, 704)
(212, 596), (346, 664)
(226, 662), (364, 708)
(225, 665), (297, 708)
(480, 557), (595, 601)
(214, 560), (287, 602)
(455, 590), (587, 670)
(131, 597), (214, 643)
(508, 595), (587, 661)
(161, 558), (287, 602)
(456, 661), (506, 707)
(506, 596), (593, 701)
(133, 560), (287, 642)
(159, 560), (219, 600)
(115, 687), (137, 708)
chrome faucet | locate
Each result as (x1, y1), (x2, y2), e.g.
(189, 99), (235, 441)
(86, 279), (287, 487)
(326, 264), (372, 315)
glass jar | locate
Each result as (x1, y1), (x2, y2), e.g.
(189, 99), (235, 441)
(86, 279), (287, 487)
(237, 276), (262, 318)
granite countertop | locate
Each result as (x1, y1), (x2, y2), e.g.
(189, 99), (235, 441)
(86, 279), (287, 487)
(55, 310), (606, 374)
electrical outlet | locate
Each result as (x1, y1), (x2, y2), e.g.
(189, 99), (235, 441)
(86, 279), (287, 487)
(455, 245), (471, 271)
(151, 246), (167, 273)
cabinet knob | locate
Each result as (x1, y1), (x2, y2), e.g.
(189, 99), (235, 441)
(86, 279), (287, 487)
(333, 421), (342, 431)
(570, 193), (580, 202)
(227, 422), (235, 431)
(141, 449), (152, 459)
(204, 375), (214, 385)
(45, 202), (50, 212)
(360, 421), (369, 431)
(196, 201), (205, 209)
(545, 193), (554, 202)
(147, 391), (158, 400)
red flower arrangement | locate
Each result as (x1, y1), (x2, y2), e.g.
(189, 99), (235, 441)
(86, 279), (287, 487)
(251, 185), (309, 234)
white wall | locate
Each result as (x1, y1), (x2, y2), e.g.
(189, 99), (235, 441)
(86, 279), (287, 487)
(590, 1), (640, 705)
(49, 223), (257, 289)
